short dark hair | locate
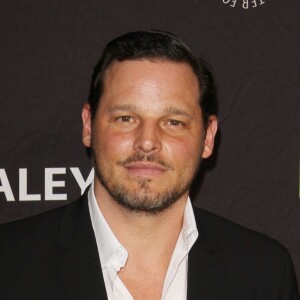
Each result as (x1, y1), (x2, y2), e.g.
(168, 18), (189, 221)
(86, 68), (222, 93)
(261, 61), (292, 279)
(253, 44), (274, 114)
(88, 30), (216, 127)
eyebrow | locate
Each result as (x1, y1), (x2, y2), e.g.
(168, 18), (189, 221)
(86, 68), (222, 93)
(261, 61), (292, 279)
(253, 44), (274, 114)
(108, 104), (139, 113)
(163, 105), (193, 118)
(108, 104), (193, 118)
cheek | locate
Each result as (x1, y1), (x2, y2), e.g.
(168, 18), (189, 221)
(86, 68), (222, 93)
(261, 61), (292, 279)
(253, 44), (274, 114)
(101, 131), (133, 157)
(165, 137), (201, 166)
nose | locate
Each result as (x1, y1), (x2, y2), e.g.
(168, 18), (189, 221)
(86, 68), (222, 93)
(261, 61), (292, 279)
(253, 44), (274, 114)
(133, 121), (162, 154)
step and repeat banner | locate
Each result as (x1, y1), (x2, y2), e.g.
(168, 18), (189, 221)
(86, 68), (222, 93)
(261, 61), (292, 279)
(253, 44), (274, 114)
(1, 0), (300, 287)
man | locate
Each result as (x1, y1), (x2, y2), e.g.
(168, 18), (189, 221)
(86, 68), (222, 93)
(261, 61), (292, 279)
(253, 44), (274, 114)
(0, 31), (298, 300)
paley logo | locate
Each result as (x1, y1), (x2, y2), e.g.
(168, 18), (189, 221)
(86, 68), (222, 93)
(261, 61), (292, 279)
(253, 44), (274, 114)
(222, 0), (266, 9)
(0, 167), (94, 201)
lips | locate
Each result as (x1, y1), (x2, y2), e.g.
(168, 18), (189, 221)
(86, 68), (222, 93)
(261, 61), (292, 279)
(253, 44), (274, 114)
(124, 162), (166, 176)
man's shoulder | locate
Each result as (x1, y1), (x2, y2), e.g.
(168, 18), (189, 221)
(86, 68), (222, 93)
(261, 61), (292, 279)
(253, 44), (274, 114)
(190, 207), (298, 298)
(0, 195), (85, 242)
(193, 206), (289, 258)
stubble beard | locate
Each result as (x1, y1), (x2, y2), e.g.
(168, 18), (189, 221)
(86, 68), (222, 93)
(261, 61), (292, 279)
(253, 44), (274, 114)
(92, 149), (201, 215)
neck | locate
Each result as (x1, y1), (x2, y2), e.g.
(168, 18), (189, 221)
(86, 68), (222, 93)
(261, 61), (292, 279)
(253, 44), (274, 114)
(93, 180), (188, 255)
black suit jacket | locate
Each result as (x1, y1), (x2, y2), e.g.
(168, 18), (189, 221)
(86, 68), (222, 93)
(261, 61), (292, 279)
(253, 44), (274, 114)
(0, 193), (298, 300)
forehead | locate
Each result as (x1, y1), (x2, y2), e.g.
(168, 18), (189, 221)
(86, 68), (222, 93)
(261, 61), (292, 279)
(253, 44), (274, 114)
(101, 59), (200, 110)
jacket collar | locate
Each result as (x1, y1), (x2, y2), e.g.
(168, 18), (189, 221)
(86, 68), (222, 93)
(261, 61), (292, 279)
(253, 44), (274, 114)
(187, 207), (226, 300)
(52, 194), (225, 300)
(53, 192), (108, 300)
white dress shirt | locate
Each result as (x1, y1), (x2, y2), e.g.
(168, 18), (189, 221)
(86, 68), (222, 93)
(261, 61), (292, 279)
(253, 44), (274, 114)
(88, 182), (198, 300)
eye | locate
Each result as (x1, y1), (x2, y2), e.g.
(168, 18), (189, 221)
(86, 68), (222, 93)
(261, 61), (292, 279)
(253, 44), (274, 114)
(117, 116), (133, 123)
(168, 119), (184, 127)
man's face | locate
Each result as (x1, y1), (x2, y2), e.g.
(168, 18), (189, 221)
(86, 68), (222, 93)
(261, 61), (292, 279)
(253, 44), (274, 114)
(82, 60), (217, 213)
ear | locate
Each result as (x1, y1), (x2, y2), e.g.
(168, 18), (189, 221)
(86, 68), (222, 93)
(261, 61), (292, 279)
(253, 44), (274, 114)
(202, 115), (218, 159)
(82, 103), (92, 148)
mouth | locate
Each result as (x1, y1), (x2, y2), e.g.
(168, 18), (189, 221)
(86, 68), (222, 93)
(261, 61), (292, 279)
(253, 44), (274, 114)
(124, 162), (167, 176)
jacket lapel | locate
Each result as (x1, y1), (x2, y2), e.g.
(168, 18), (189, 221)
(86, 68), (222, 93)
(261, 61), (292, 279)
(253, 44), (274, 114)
(52, 194), (108, 300)
(187, 208), (226, 300)
(50, 197), (226, 300)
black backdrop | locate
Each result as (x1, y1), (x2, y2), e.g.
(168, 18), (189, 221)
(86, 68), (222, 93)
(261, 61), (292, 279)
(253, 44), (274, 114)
(1, 0), (300, 288)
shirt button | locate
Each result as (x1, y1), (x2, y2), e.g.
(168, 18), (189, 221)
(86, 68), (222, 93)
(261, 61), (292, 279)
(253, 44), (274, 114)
(116, 248), (124, 258)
